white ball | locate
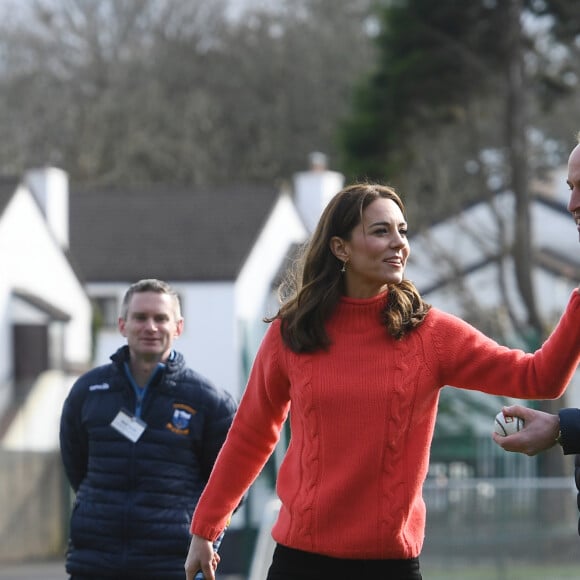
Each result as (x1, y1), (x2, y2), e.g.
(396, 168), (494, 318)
(494, 412), (524, 436)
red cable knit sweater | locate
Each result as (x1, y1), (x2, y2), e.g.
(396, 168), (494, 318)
(191, 289), (580, 559)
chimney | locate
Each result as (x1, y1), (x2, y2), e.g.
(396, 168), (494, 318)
(24, 167), (69, 249)
(293, 152), (344, 232)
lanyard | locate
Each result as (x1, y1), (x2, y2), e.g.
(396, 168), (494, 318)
(123, 361), (165, 418)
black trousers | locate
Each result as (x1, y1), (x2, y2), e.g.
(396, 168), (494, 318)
(266, 544), (423, 580)
(70, 577), (114, 580)
(70, 577), (129, 580)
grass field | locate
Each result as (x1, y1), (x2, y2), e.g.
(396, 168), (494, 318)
(422, 559), (580, 580)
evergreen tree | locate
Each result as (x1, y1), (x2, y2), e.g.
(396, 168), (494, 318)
(340, 0), (579, 186)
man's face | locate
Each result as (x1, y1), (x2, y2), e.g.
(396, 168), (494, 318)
(567, 144), (580, 241)
(118, 291), (183, 362)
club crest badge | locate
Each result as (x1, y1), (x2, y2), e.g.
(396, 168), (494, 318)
(166, 403), (196, 435)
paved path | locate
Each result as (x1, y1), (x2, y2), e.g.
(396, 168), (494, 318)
(0, 561), (243, 580)
(0, 560), (66, 580)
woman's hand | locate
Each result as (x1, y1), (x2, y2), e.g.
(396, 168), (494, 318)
(185, 534), (220, 580)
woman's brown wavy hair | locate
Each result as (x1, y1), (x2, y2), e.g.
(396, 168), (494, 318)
(266, 183), (431, 353)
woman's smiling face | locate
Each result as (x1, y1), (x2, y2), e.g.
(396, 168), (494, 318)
(332, 197), (410, 298)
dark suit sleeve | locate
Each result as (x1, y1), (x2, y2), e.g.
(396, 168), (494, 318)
(558, 408), (580, 455)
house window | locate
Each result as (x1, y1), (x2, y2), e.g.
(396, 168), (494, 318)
(93, 296), (118, 329)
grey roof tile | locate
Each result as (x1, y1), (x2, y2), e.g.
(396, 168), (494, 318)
(69, 183), (280, 282)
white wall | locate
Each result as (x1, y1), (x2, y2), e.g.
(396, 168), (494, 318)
(0, 186), (92, 382)
(405, 194), (578, 325)
(237, 193), (308, 320)
(24, 167), (69, 249)
(90, 281), (240, 398)
(89, 195), (309, 401)
(180, 282), (238, 396)
(235, 193), (308, 386)
(293, 169), (344, 232)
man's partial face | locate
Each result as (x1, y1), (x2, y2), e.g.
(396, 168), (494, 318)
(118, 291), (183, 362)
(567, 144), (580, 241)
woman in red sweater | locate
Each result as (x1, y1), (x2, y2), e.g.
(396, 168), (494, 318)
(185, 183), (580, 580)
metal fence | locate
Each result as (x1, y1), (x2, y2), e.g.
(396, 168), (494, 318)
(2, 463), (579, 578)
(421, 477), (580, 577)
(248, 478), (580, 580)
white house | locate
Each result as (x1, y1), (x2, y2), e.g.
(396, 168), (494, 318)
(66, 158), (578, 414)
(5, 160), (576, 443)
(68, 154), (344, 400)
(406, 175), (579, 328)
(405, 168), (580, 438)
(5, 156), (577, 558)
(0, 168), (92, 443)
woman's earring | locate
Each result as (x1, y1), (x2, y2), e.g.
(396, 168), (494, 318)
(341, 260), (347, 273)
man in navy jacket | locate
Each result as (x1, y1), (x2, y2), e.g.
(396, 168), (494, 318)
(60, 279), (237, 579)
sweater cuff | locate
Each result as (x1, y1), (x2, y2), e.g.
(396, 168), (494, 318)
(189, 520), (223, 543)
(558, 408), (580, 455)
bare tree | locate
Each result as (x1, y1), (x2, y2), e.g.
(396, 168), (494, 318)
(0, 0), (375, 185)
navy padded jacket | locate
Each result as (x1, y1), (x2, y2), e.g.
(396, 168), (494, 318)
(558, 408), (580, 536)
(59, 346), (237, 579)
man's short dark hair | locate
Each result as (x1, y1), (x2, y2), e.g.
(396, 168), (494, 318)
(120, 279), (182, 320)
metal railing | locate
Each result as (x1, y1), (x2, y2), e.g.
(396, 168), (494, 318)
(247, 478), (580, 579)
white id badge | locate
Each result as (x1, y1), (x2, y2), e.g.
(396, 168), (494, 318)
(110, 409), (147, 443)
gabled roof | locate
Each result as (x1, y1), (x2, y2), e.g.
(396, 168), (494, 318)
(406, 191), (579, 295)
(69, 183), (280, 283)
(12, 289), (71, 321)
(0, 177), (19, 215)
